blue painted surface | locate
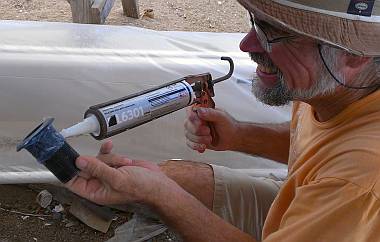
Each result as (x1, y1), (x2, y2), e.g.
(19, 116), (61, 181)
(22, 121), (65, 165)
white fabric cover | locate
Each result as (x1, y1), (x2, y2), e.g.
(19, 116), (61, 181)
(0, 21), (290, 183)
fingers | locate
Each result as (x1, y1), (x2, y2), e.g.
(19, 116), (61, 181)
(194, 107), (224, 122)
(97, 153), (133, 167)
(76, 156), (120, 183)
(97, 140), (132, 167)
(184, 119), (211, 136)
(185, 131), (212, 146)
(98, 140), (113, 155)
(184, 124), (210, 152)
(97, 140), (133, 168)
(97, 151), (160, 172)
(184, 108), (211, 136)
(77, 170), (92, 179)
(65, 175), (104, 204)
(185, 107), (216, 151)
(186, 140), (207, 153)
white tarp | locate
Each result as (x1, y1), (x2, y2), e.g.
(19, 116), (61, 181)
(0, 20), (290, 184)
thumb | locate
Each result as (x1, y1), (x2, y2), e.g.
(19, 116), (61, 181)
(76, 156), (119, 182)
(195, 107), (224, 122)
(98, 140), (113, 155)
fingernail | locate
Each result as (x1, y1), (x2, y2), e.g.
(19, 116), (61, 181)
(76, 158), (88, 169)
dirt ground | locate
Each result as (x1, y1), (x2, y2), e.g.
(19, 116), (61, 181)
(0, 184), (130, 242)
(0, 0), (250, 32)
(0, 0), (249, 241)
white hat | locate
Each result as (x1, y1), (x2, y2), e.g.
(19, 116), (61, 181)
(237, 0), (380, 56)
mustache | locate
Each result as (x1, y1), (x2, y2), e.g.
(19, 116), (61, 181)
(249, 52), (284, 81)
(249, 52), (278, 70)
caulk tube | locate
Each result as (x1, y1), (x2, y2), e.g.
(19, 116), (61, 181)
(17, 118), (80, 183)
(85, 79), (195, 140)
(60, 115), (100, 139)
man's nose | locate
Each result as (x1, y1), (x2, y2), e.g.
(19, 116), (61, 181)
(240, 28), (265, 53)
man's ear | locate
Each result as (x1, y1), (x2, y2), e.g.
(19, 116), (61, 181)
(340, 53), (372, 79)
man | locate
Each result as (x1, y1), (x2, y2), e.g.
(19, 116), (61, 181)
(66, 1), (380, 241)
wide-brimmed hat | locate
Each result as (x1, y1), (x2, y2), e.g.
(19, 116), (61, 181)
(237, 0), (380, 56)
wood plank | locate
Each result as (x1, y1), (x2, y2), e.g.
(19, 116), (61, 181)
(69, 198), (114, 233)
(68, 0), (92, 23)
(91, 0), (116, 24)
(68, 0), (115, 24)
(121, 0), (139, 19)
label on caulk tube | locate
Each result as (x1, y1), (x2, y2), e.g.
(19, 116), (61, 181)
(98, 81), (194, 133)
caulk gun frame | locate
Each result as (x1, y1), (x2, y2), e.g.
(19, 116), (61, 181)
(88, 56), (234, 111)
(211, 57), (234, 84)
(84, 56), (235, 140)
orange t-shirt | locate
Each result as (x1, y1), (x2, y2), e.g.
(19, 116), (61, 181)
(263, 90), (380, 242)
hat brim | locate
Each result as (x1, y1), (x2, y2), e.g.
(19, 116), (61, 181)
(238, 0), (380, 56)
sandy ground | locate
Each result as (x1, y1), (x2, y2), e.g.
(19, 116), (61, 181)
(0, 184), (129, 242)
(0, 0), (250, 32)
(0, 0), (250, 241)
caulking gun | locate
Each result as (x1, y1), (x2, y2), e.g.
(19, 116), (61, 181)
(60, 57), (234, 142)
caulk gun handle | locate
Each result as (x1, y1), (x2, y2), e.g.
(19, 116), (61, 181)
(208, 117), (219, 147)
(192, 93), (219, 149)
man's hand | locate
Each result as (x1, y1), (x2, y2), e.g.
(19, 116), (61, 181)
(65, 141), (170, 205)
(184, 107), (239, 153)
(96, 140), (160, 172)
(67, 141), (256, 242)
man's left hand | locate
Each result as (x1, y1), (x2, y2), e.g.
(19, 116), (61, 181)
(65, 141), (172, 206)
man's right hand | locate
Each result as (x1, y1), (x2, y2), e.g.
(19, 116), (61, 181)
(184, 107), (239, 153)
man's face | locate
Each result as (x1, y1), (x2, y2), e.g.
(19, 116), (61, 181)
(240, 13), (339, 106)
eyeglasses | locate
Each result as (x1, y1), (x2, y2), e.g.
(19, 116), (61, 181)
(249, 12), (297, 52)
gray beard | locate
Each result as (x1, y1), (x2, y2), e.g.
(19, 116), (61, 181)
(250, 51), (339, 106)
(251, 73), (292, 106)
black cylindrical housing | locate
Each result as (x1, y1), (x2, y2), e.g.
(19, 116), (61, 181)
(44, 142), (80, 183)
(17, 118), (79, 183)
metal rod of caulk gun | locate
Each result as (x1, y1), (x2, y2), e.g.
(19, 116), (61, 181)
(212, 57), (234, 84)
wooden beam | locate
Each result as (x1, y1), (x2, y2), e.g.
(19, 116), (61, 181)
(68, 0), (91, 23)
(91, 0), (115, 24)
(121, 0), (139, 19)
(68, 0), (115, 24)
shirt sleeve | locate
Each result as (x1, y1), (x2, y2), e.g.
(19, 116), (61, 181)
(264, 177), (380, 242)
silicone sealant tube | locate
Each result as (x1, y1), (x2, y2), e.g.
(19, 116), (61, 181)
(17, 118), (80, 183)
(61, 80), (195, 140)
(86, 80), (195, 139)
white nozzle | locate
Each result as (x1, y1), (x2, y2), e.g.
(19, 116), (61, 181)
(60, 115), (100, 138)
